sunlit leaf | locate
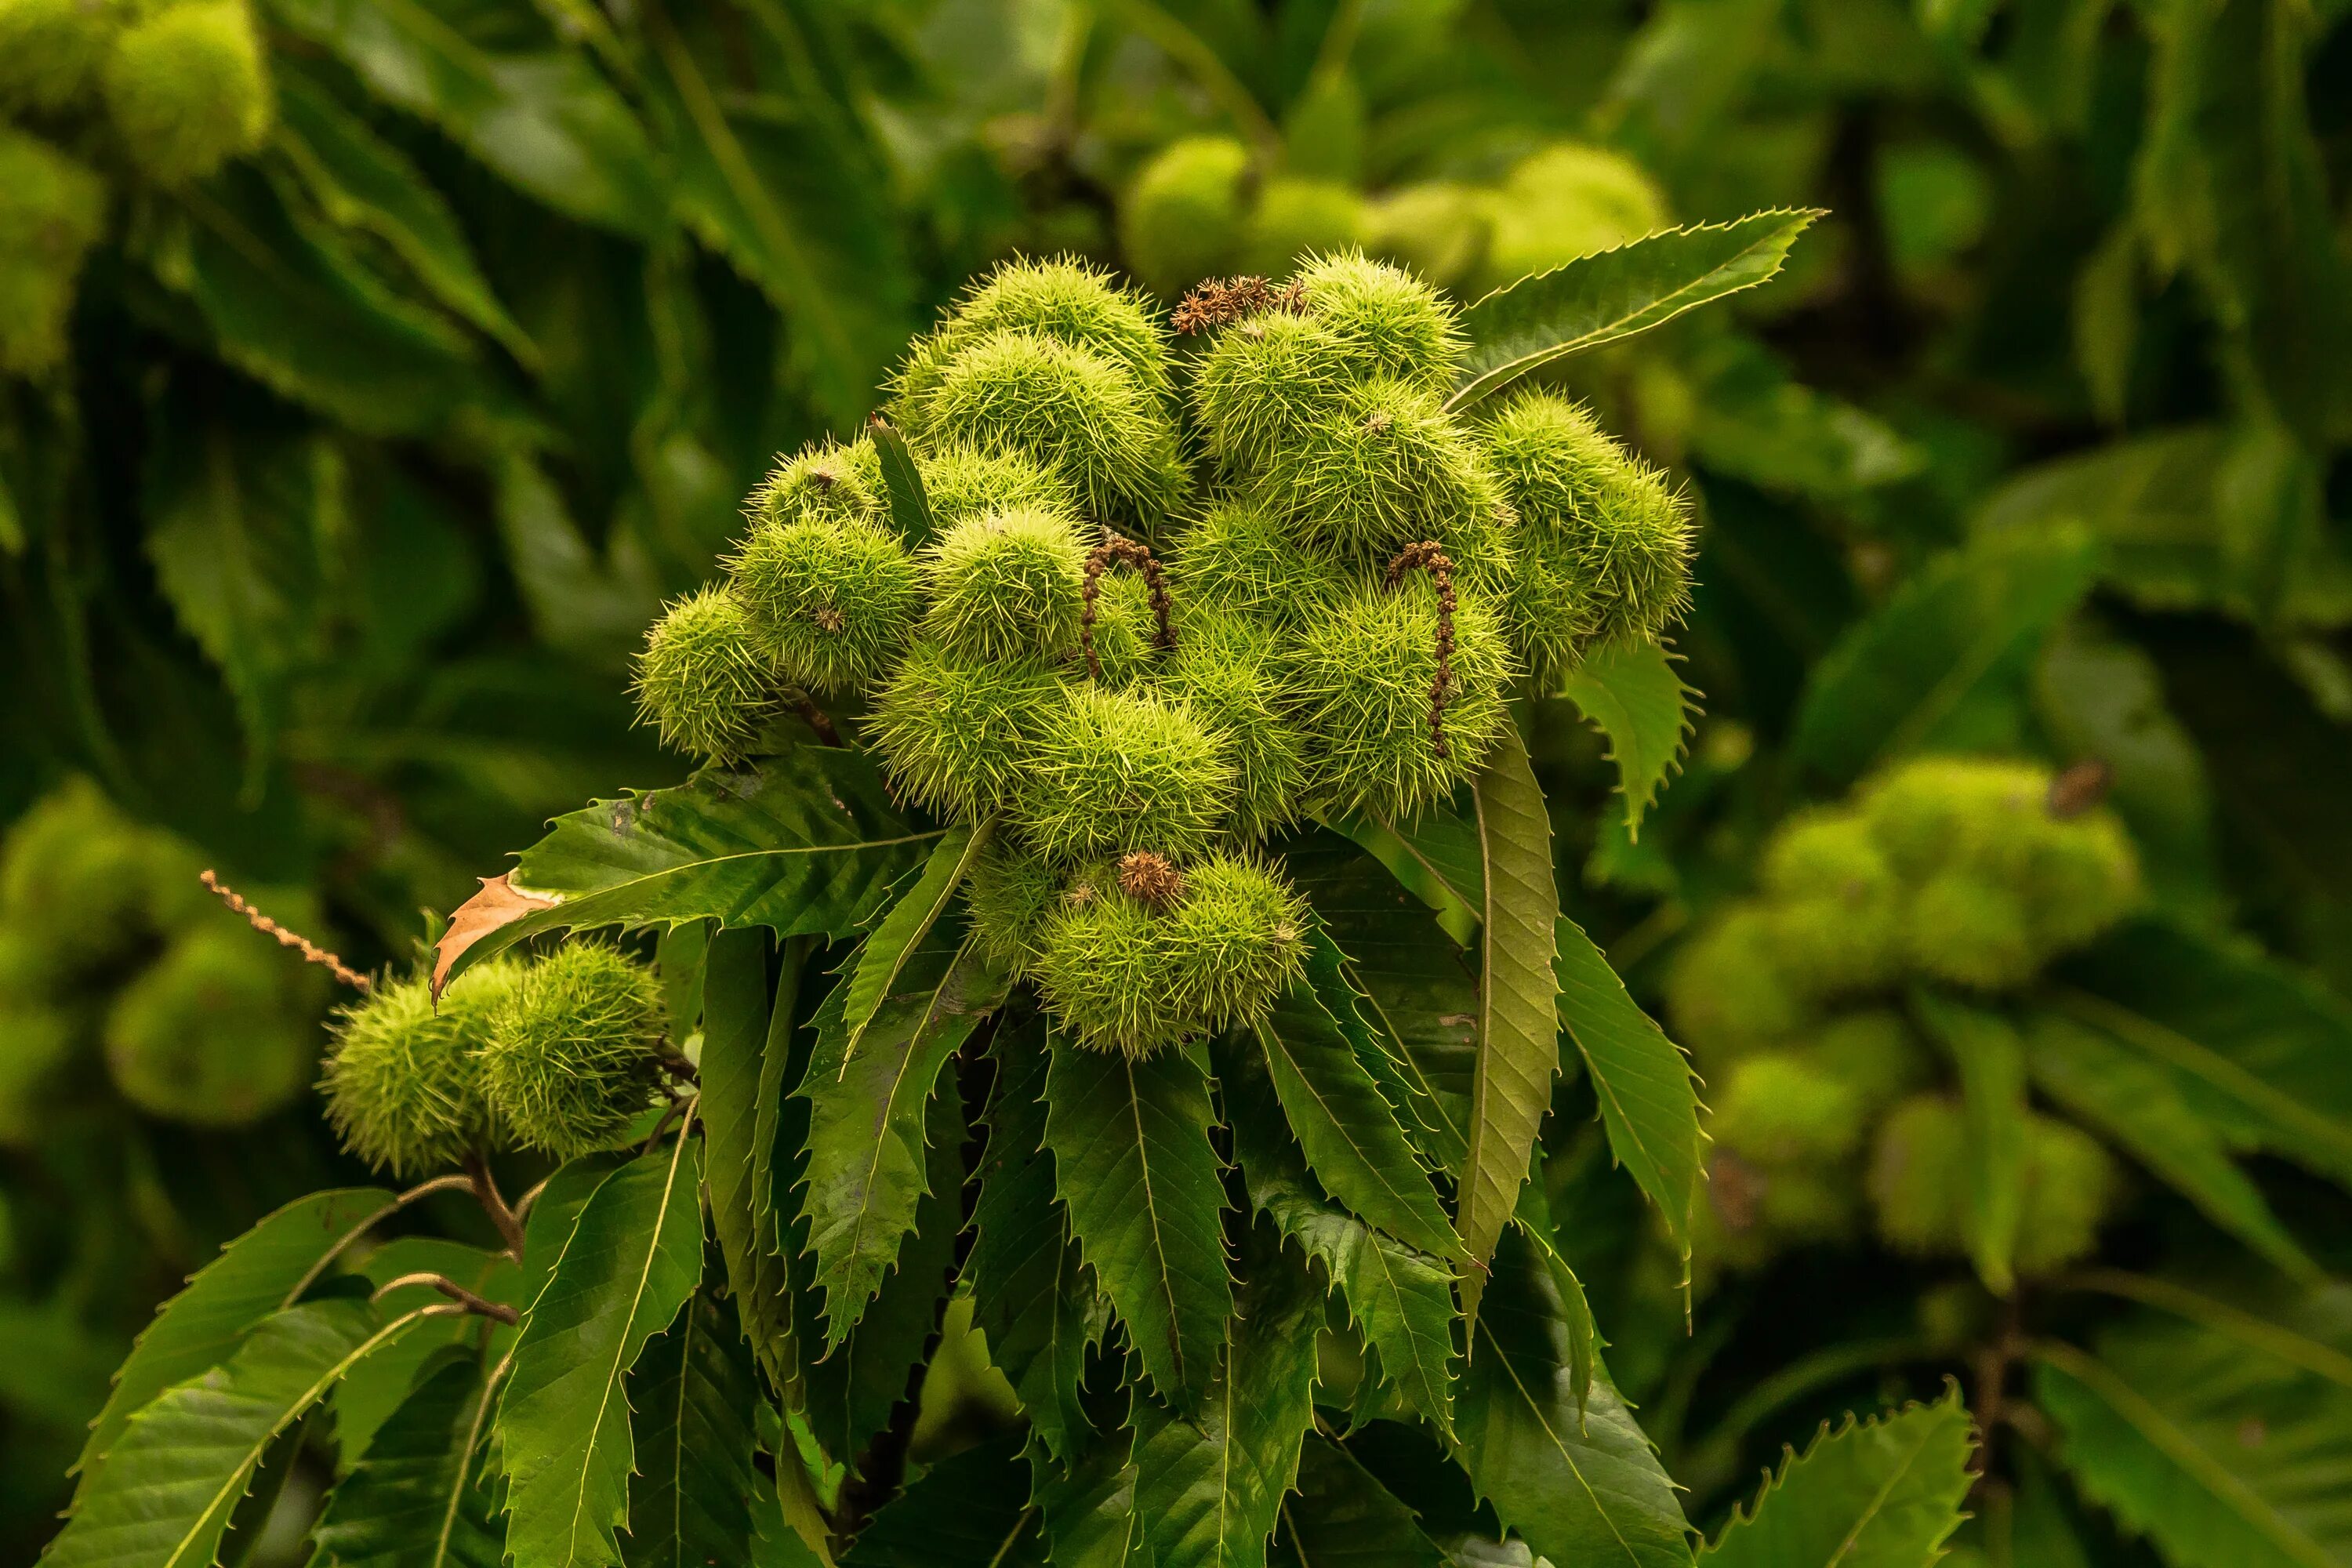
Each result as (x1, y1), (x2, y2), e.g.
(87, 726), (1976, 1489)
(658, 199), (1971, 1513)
(1045, 1035), (1231, 1409)
(1460, 726), (1560, 1327)
(72, 1186), (395, 1497)
(1557, 641), (1696, 837)
(1450, 211), (1820, 410)
(499, 1134), (706, 1568)
(47, 1299), (425, 1568)
(1701, 1388), (1974, 1568)
(434, 750), (941, 993)
(1554, 915), (1702, 1261)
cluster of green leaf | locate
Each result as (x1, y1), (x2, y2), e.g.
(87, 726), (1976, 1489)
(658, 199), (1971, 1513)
(25, 195), (2003, 1568)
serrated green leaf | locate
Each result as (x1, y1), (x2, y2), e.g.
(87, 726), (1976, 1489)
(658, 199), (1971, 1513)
(517, 1153), (630, 1316)
(699, 927), (802, 1398)
(1034, 1431), (1142, 1568)
(1792, 526), (2102, 786)
(1559, 642), (1696, 837)
(1554, 915), (1702, 1262)
(1454, 1231), (1690, 1568)
(1278, 1437), (1448, 1568)
(1132, 1232), (1323, 1568)
(2025, 1011), (2316, 1279)
(841, 821), (989, 1066)
(140, 419), (331, 771)
(970, 1018), (1109, 1461)
(839, 1437), (1041, 1566)
(796, 1067), (964, 1464)
(1044, 1035), (1232, 1409)
(440, 751), (942, 987)
(264, 0), (666, 237)
(753, 938), (815, 1400)
(624, 1291), (760, 1568)
(340, 1240), (517, 1466)
(1448, 210), (1820, 410)
(1461, 726), (1560, 1327)
(46, 1299), (426, 1568)
(1282, 832), (1479, 1173)
(310, 1351), (506, 1568)
(1915, 993), (2027, 1296)
(1703, 1388), (1974, 1568)
(799, 924), (1003, 1343)
(172, 168), (493, 438)
(1224, 1035), (1456, 1439)
(73, 1186), (395, 1497)
(636, 5), (913, 426)
(2134, 0), (2345, 449)
(499, 1132), (707, 1568)
(869, 421), (937, 547)
(2033, 1303), (2352, 1568)
(1256, 961), (1458, 1261)
(2054, 918), (2352, 1189)
(274, 69), (535, 365)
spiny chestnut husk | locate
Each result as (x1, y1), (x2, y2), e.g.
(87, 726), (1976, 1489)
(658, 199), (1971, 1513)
(729, 515), (919, 696)
(1120, 136), (1251, 299)
(103, 0), (272, 187)
(322, 957), (528, 1178)
(633, 585), (782, 762)
(1031, 851), (1306, 1057)
(1016, 685), (1236, 864)
(867, 644), (1061, 817)
(103, 924), (318, 1127)
(476, 943), (668, 1161)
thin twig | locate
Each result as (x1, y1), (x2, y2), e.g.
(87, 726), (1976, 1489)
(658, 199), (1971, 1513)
(465, 1152), (527, 1259)
(372, 1270), (521, 1326)
(1386, 542), (1457, 759)
(1080, 535), (1174, 678)
(201, 870), (371, 991)
(643, 1093), (697, 1154)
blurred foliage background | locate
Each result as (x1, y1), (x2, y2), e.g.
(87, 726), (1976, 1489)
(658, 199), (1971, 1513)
(6, 0), (2352, 1563)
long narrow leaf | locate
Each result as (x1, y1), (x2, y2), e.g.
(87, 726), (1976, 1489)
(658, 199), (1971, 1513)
(1461, 726), (1560, 1327)
(841, 821), (989, 1066)
(46, 1300), (426, 1568)
(1045, 1036), (1232, 1408)
(499, 1132), (708, 1568)
(310, 1351), (507, 1568)
(1255, 967), (1457, 1261)
(1555, 916), (1702, 1261)
(1454, 1232), (1690, 1568)
(1450, 211), (1820, 410)
(1703, 1389), (1975, 1567)
(797, 926), (1004, 1342)
(73, 1185), (394, 1495)
(969, 1018), (1109, 1460)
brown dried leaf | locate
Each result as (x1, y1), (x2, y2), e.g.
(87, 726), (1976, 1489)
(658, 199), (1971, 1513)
(433, 873), (559, 1001)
